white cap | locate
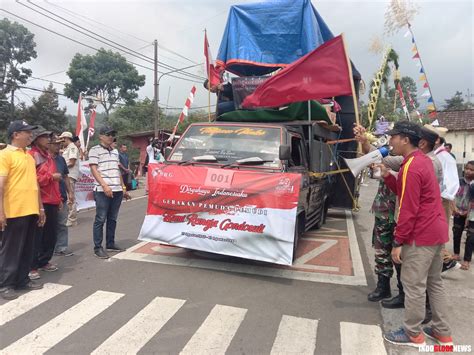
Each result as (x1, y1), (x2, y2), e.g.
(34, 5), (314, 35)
(59, 131), (74, 139)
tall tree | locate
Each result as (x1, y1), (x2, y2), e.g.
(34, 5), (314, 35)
(64, 49), (146, 119)
(444, 91), (472, 110)
(19, 83), (67, 131)
(0, 18), (37, 108)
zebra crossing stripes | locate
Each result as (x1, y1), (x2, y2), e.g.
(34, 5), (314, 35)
(92, 296), (186, 355)
(0, 290), (124, 355)
(0, 283), (388, 354)
(270, 315), (318, 355)
(0, 283), (71, 327)
(340, 321), (387, 355)
(179, 305), (247, 355)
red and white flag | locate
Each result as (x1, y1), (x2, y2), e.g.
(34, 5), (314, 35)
(170, 86), (197, 141)
(75, 93), (87, 151)
(86, 108), (96, 149)
(396, 83), (410, 120)
(406, 90), (421, 119)
(204, 32), (221, 87)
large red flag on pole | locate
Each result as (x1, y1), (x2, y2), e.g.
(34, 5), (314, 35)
(75, 93), (87, 151)
(242, 35), (353, 109)
(204, 32), (221, 87)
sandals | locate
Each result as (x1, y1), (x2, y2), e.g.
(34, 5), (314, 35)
(452, 254), (461, 261)
(461, 261), (470, 270)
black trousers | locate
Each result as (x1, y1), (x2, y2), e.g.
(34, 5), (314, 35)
(0, 214), (38, 288)
(453, 215), (467, 256)
(32, 204), (58, 269)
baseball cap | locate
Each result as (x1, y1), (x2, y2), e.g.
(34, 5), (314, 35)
(99, 125), (117, 135)
(386, 121), (421, 138)
(59, 131), (74, 139)
(419, 127), (439, 145)
(32, 126), (53, 142)
(7, 120), (38, 137)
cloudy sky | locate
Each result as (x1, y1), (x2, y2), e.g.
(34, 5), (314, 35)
(2, 0), (473, 117)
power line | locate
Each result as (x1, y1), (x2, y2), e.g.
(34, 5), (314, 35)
(24, 0), (205, 80)
(45, 0), (202, 68)
(29, 76), (65, 86)
(1, 10), (203, 84)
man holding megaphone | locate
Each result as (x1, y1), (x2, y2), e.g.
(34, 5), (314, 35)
(352, 125), (403, 303)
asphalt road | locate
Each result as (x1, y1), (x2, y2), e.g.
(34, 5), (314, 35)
(0, 195), (388, 355)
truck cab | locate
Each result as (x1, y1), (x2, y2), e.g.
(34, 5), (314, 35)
(165, 121), (336, 250)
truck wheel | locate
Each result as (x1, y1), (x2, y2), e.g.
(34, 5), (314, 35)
(314, 202), (326, 230)
(292, 215), (303, 261)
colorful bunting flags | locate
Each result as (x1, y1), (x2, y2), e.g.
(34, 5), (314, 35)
(426, 104), (435, 111)
(427, 97), (433, 103)
(421, 90), (431, 97)
(419, 74), (426, 81)
(411, 45), (417, 52)
(419, 67), (424, 73)
(412, 53), (420, 59)
(423, 82), (429, 88)
(429, 111), (437, 119)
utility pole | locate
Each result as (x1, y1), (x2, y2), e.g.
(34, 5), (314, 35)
(154, 39), (159, 139)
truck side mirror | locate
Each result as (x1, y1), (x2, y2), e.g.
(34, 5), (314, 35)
(279, 145), (291, 161)
(164, 146), (173, 160)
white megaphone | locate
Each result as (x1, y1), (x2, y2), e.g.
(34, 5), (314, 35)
(344, 146), (390, 177)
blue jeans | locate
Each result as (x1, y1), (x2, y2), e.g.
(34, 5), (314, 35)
(93, 191), (123, 250)
(55, 202), (69, 252)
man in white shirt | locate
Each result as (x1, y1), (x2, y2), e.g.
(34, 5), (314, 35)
(60, 132), (80, 227)
(433, 135), (460, 222)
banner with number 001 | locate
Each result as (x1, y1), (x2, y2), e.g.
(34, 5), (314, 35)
(139, 163), (301, 265)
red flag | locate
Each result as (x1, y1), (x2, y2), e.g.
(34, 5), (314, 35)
(75, 93), (87, 151)
(242, 35), (353, 108)
(423, 82), (429, 88)
(429, 111), (437, 119)
(88, 109), (96, 137)
(204, 32), (221, 87)
(412, 53), (420, 59)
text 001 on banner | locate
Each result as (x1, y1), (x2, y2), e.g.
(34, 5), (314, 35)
(138, 164), (301, 265)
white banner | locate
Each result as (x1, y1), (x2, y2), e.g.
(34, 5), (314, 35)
(75, 161), (96, 211)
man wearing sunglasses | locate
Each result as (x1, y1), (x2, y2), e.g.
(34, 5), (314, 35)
(88, 126), (131, 259)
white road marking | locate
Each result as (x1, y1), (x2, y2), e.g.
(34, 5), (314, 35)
(1, 290), (124, 355)
(345, 210), (367, 285)
(0, 283), (71, 327)
(270, 315), (318, 355)
(114, 209), (367, 286)
(340, 322), (387, 355)
(179, 305), (247, 355)
(91, 296), (186, 355)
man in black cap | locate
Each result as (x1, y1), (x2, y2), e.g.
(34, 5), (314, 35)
(381, 121), (452, 348)
(0, 121), (45, 300)
(88, 126), (130, 259)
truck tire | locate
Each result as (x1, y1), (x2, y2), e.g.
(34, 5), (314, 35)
(292, 214), (303, 262)
(313, 200), (327, 230)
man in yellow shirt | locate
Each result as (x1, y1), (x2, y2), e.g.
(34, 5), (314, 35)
(0, 120), (46, 300)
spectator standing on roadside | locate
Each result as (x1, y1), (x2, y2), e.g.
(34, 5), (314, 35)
(118, 144), (131, 191)
(0, 121), (45, 300)
(89, 126), (131, 259)
(382, 121), (452, 348)
(50, 136), (75, 257)
(28, 127), (62, 280)
(452, 161), (474, 270)
(60, 132), (80, 227)
(444, 143), (456, 160)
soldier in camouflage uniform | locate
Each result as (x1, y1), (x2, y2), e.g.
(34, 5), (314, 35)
(369, 180), (397, 301)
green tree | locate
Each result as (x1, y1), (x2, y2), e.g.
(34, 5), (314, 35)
(0, 18), (37, 108)
(64, 49), (145, 119)
(444, 91), (472, 110)
(18, 83), (67, 131)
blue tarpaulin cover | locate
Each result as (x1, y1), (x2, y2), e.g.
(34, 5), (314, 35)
(216, 0), (335, 76)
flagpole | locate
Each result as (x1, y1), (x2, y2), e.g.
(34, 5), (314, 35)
(341, 33), (360, 128)
(205, 29), (212, 122)
(308, 100), (312, 163)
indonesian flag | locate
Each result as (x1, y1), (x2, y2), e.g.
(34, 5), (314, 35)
(242, 35), (353, 108)
(170, 86), (197, 141)
(396, 83), (410, 119)
(86, 108), (96, 149)
(406, 90), (421, 118)
(204, 32), (221, 87)
(75, 93), (87, 151)
(178, 86), (196, 123)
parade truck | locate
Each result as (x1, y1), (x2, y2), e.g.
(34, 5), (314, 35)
(138, 0), (361, 265)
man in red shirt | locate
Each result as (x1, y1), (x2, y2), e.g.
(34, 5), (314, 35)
(381, 121), (452, 348)
(28, 127), (62, 280)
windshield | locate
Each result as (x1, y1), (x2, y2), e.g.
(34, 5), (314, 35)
(169, 125), (281, 168)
